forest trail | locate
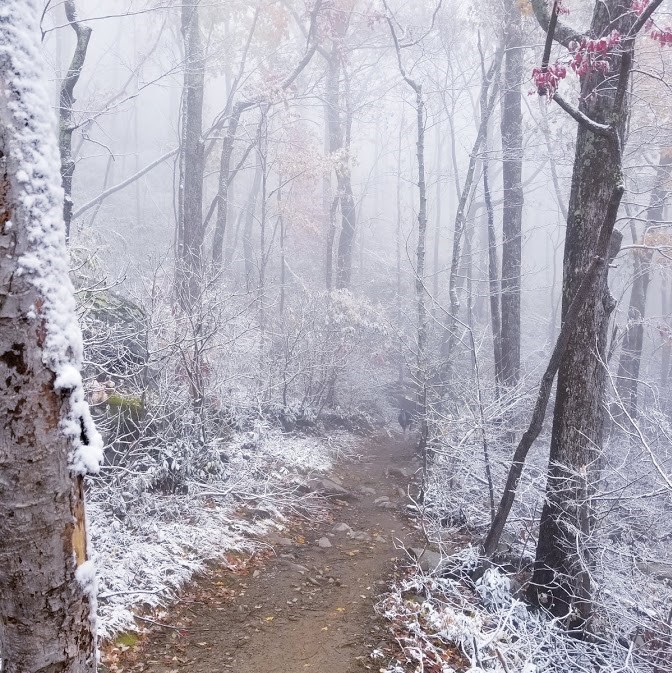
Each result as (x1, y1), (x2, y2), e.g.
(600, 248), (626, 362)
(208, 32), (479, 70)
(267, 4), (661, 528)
(105, 434), (422, 673)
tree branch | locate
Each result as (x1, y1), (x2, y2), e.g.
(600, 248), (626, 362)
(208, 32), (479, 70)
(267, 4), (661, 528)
(530, 0), (584, 49)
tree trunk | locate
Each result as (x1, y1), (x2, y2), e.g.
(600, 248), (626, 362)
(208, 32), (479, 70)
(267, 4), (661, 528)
(499, 0), (524, 388)
(212, 104), (244, 268)
(615, 150), (672, 419)
(59, 0), (91, 241)
(661, 274), (672, 396)
(0, 4), (102, 668)
(335, 68), (356, 290)
(530, 0), (635, 625)
(243, 151), (263, 292)
(175, 0), (205, 308)
(324, 45), (341, 290)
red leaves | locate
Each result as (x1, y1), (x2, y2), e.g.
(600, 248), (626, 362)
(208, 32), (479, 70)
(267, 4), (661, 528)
(532, 63), (567, 97)
(531, 29), (621, 97)
(568, 30), (621, 76)
(631, 0), (672, 47)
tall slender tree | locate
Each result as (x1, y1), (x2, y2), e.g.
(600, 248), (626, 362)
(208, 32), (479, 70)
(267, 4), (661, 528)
(175, 0), (205, 308)
(499, 0), (524, 389)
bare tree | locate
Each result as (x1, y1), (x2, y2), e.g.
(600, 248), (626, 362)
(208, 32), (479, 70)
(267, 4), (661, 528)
(616, 149), (672, 419)
(59, 0), (91, 240)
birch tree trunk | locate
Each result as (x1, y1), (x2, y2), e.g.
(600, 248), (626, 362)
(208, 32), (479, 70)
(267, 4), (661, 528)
(0, 3), (102, 669)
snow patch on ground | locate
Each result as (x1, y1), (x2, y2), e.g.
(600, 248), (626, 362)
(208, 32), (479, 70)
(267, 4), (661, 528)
(89, 430), (347, 639)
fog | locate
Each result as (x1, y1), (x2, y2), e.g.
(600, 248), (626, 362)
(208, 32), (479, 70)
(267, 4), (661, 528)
(4, 0), (672, 670)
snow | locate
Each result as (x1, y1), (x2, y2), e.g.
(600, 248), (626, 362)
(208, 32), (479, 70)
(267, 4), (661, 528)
(0, 0), (103, 476)
(89, 429), (342, 639)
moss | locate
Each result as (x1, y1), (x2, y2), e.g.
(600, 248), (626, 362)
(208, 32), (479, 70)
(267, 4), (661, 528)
(107, 392), (143, 413)
(115, 631), (140, 647)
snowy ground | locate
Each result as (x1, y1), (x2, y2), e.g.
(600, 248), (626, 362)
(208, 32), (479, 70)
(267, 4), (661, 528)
(88, 429), (358, 639)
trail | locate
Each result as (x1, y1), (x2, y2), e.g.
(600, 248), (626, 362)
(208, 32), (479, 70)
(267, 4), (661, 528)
(106, 435), (421, 673)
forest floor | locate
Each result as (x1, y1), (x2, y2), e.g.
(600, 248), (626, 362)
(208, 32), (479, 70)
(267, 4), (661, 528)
(102, 433), (423, 673)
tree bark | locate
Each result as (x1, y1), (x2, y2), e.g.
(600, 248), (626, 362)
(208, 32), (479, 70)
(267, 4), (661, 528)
(499, 0), (524, 388)
(0, 3), (102, 668)
(530, 0), (639, 625)
(175, 0), (205, 308)
(59, 0), (91, 241)
(615, 150), (672, 419)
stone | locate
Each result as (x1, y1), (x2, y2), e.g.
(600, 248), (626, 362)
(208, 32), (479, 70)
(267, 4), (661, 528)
(306, 478), (358, 501)
(267, 532), (294, 547)
(387, 466), (414, 480)
(316, 536), (332, 548)
(637, 562), (672, 582)
(408, 547), (446, 573)
(373, 496), (390, 505)
(332, 523), (353, 534)
(359, 486), (377, 496)
(348, 531), (372, 542)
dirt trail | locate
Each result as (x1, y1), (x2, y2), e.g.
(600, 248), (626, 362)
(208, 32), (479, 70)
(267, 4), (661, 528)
(106, 435), (421, 673)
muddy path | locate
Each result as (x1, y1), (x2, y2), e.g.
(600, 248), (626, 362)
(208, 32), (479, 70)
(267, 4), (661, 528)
(105, 435), (422, 673)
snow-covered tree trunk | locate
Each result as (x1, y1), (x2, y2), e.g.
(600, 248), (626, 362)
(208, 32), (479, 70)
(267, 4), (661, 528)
(0, 2), (103, 670)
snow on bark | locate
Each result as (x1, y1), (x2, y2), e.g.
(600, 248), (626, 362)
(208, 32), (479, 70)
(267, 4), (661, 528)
(0, 0), (102, 476)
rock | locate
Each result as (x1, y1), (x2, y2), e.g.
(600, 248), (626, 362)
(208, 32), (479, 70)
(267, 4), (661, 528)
(359, 486), (377, 496)
(307, 577), (322, 586)
(373, 496), (390, 505)
(332, 523), (353, 535)
(395, 487), (406, 498)
(267, 533), (294, 547)
(252, 569), (261, 578)
(348, 531), (372, 542)
(316, 537), (332, 548)
(374, 535), (387, 543)
(637, 562), (672, 582)
(280, 561), (309, 574)
(387, 466), (414, 480)
(408, 547), (447, 573)
(307, 478), (358, 501)
(377, 501), (396, 510)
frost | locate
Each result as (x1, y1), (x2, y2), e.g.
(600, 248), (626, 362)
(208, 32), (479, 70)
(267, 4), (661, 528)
(0, 0), (103, 475)
(90, 429), (343, 639)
